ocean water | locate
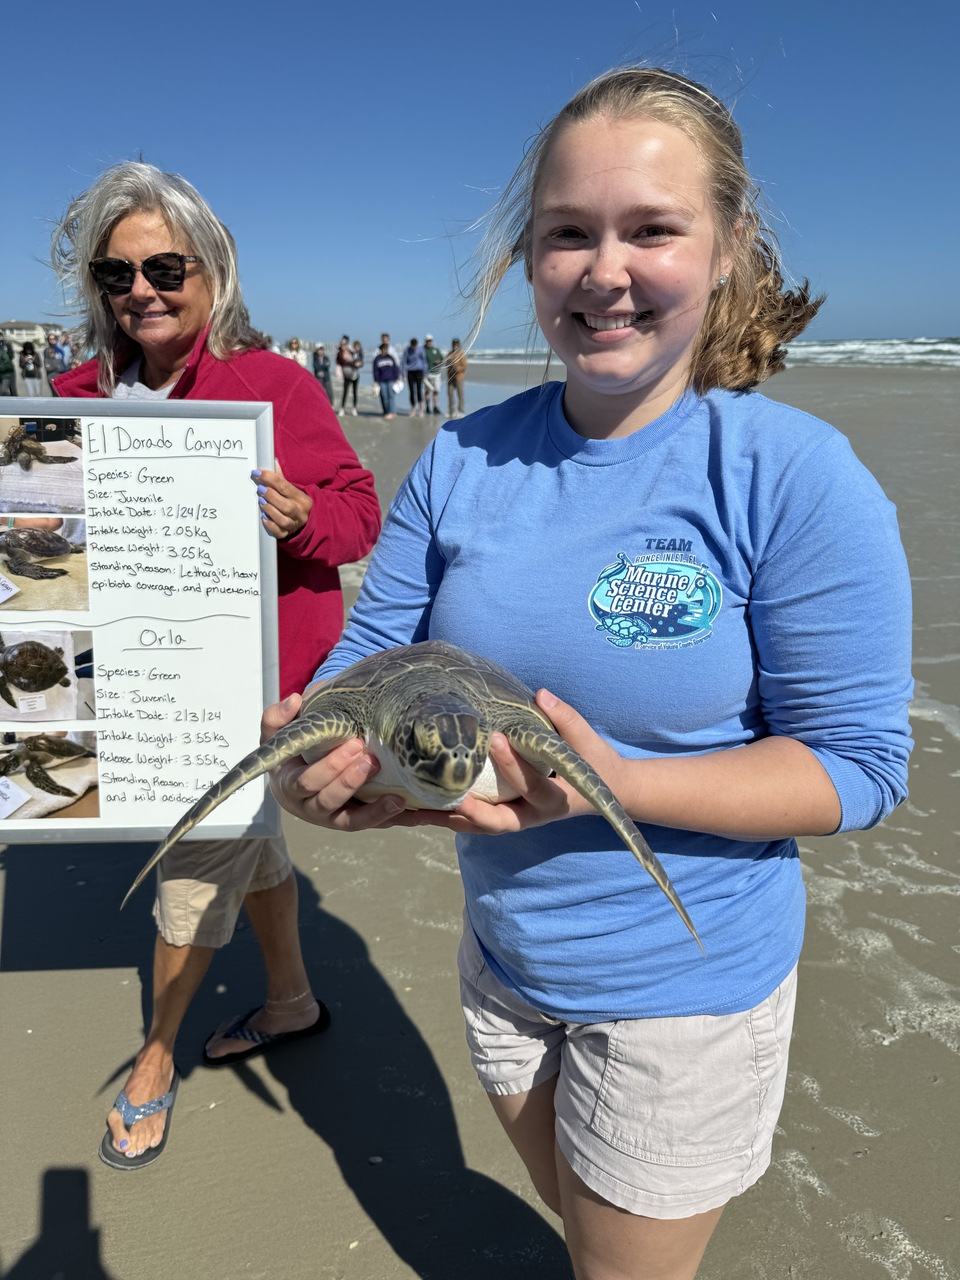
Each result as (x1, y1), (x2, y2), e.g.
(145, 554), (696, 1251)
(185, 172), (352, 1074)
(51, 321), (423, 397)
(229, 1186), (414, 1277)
(470, 336), (960, 369)
(785, 336), (960, 368)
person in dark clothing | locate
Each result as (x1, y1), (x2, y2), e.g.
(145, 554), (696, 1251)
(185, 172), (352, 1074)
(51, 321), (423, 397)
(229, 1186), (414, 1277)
(313, 342), (333, 401)
(336, 336), (360, 415)
(0, 330), (15, 395)
(18, 342), (43, 395)
(401, 338), (427, 417)
(372, 342), (400, 418)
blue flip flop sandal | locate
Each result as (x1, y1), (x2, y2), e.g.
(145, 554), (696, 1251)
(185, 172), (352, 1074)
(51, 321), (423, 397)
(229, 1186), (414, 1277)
(98, 1066), (181, 1171)
(202, 1001), (331, 1067)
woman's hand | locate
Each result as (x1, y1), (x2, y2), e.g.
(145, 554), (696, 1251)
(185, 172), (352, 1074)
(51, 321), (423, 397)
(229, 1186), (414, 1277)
(393, 689), (630, 836)
(253, 462), (313, 540)
(263, 693), (406, 831)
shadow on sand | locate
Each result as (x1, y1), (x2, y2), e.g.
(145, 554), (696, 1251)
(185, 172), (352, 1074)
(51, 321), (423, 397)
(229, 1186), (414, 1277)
(1, 842), (570, 1279)
(0, 1168), (117, 1280)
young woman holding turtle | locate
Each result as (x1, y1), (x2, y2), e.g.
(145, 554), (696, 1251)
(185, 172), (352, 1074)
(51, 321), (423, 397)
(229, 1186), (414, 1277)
(265, 68), (912, 1279)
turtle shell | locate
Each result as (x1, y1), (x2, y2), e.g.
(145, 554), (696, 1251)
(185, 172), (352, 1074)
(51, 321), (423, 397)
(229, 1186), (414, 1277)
(0, 641), (69, 692)
(6, 530), (75, 558)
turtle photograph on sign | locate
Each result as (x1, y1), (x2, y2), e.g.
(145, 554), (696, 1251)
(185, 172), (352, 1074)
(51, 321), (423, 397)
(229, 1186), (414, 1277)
(0, 415), (84, 514)
(0, 517), (88, 611)
(0, 729), (99, 819)
(0, 627), (94, 721)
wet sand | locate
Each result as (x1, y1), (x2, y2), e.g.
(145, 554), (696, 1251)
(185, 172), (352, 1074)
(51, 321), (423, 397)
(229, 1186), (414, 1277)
(1, 364), (957, 1279)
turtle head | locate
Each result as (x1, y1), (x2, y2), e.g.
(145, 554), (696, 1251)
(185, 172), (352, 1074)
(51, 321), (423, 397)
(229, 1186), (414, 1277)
(393, 692), (490, 804)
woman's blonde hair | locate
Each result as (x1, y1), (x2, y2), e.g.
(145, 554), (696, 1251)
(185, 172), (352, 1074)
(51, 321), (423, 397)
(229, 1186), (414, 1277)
(468, 67), (822, 391)
(51, 161), (265, 394)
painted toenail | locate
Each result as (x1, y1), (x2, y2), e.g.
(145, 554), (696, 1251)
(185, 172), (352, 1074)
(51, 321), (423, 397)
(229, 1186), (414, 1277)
(119, 1139), (129, 1150)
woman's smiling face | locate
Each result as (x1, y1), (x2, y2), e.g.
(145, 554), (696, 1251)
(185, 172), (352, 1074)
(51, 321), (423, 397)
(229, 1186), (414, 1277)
(531, 115), (726, 435)
(104, 209), (213, 382)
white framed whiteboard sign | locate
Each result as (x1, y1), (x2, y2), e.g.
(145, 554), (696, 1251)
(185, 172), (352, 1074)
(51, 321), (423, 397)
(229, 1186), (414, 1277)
(0, 398), (279, 842)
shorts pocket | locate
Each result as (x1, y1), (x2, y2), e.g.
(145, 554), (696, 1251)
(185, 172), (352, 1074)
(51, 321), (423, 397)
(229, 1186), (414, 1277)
(588, 998), (785, 1167)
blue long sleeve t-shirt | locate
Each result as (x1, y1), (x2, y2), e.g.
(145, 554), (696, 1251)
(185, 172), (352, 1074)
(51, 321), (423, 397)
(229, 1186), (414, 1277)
(316, 383), (913, 1020)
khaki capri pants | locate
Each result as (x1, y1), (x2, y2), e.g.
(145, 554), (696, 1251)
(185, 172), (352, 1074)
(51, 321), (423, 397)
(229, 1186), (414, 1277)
(153, 835), (292, 948)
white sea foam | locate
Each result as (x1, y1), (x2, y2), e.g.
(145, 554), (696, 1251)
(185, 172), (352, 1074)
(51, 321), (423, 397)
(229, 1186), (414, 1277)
(910, 694), (960, 741)
(867, 912), (936, 945)
(801, 894), (960, 1054)
(414, 839), (461, 875)
(840, 1214), (960, 1280)
(469, 337), (960, 368)
(771, 1148), (832, 1217)
(786, 336), (960, 368)
(791, 1073), (882, 1136)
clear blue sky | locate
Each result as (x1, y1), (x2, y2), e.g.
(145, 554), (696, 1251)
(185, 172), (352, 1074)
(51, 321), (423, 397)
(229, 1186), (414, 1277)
(3, 0), (956, 348)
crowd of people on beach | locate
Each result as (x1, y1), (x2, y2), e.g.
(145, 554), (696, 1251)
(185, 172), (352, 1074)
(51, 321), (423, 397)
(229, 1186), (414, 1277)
(264, 331), (468, 421)
(1, 324), (469, 422)
(0, 327), (82, 396)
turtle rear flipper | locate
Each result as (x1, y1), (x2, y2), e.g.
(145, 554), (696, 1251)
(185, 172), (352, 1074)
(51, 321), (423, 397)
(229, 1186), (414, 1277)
(502, 717), (702, 951)
(123, 706), (362, 907)
(24, 757), (77, 797)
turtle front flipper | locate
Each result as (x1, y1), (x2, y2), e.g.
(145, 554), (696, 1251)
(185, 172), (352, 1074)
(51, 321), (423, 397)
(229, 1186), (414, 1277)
(502, 720), (702, 952)
(24, 757), (78, 797)
(1, 550), (66, 579)
(0, 677), (15, 708)
(122, 704), (363, 907)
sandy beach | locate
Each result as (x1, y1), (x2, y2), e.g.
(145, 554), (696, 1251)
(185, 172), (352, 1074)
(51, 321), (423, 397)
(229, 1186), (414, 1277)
(1, 363), (957, 1279)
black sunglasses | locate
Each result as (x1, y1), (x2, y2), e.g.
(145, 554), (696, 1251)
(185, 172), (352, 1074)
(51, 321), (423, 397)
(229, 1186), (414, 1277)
(89, 252), (201, 295)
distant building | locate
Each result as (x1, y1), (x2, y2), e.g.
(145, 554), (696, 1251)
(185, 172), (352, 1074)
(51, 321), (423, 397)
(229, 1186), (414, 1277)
(0, 320), (48, 349)
(1, 321), (60, 397)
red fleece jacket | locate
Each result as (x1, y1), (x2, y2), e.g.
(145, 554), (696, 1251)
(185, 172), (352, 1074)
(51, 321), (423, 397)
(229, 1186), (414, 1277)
(54, 338), (381, 698)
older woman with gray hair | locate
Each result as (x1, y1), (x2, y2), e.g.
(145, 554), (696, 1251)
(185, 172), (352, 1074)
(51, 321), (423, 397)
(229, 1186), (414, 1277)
(52, 161), (381, 1170)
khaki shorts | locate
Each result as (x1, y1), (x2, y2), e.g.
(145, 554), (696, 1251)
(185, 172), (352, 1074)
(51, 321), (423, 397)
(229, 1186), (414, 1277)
(153, 835), (292, 948)
(458, 925), (797, 1220)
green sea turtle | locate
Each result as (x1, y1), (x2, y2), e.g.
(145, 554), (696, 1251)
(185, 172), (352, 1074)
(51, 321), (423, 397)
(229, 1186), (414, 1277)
(124, 641), (701, 948)
(0, 634), (71, 707)
(0, 733), (94, 797)
(0, 529), (85, 579)
(0, 424), (78, 470)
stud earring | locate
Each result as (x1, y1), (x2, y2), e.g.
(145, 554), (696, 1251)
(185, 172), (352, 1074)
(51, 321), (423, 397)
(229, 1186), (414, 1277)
(717, 275), (728, 286)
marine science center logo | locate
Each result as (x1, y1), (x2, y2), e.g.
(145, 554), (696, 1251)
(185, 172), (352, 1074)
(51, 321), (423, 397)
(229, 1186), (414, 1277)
(588, 547), (722, 649)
